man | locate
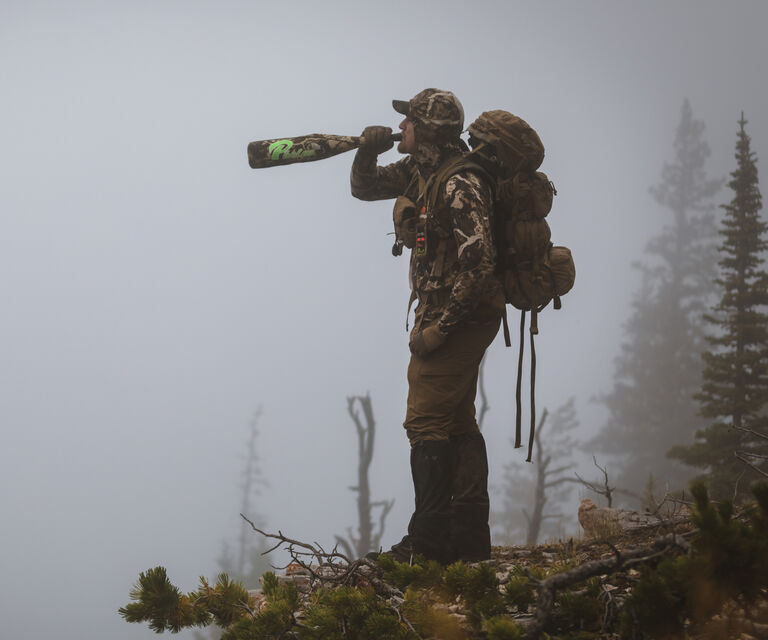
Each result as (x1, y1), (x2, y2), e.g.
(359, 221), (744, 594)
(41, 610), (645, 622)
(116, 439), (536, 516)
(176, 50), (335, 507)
(351, 88), (505, 563)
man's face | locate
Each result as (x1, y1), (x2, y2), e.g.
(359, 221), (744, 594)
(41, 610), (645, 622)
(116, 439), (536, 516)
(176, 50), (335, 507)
(398, 117), (417, 154)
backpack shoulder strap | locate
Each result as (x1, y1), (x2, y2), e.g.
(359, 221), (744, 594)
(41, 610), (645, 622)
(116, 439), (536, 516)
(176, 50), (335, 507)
(425, 156), (496, 212)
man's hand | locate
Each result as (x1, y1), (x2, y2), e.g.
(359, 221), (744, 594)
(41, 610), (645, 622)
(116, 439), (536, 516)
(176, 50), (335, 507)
(409, 324), (447, 357)
(360, 126), (394, 155)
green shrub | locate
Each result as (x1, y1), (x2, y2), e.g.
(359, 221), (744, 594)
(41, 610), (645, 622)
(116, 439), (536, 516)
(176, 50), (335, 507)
(620, 481), (768, 636)
(554, 577), (602, 632)
(484, 615), (525, 640)
(443, 561), (470, 598)
(503, 576), (534, 613)
(298, 586), (414, 640)
(377, 554), (443, 591)
(401, 588), (465, 640)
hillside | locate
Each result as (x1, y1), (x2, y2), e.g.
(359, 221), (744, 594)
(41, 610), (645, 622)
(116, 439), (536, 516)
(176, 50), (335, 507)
(120, 484), (768, 639)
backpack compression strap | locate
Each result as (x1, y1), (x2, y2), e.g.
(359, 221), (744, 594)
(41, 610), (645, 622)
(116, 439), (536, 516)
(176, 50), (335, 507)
(528, 310), (538, 462)
(502, 308), (512, 347)
(515, 310), (525, 450)
(514, 308), (538, 463)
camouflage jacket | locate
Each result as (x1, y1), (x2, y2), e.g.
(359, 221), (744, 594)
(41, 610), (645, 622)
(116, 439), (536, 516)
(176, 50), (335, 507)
(351, 142), (503, 334)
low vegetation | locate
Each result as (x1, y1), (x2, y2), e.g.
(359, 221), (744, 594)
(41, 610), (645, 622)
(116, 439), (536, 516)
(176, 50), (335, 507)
(121, 482), (768, 639)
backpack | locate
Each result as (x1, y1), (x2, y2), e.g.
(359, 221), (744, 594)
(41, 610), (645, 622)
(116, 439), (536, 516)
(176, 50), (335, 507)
(466, 110), (575, 317)
(416, 110), (575, 461)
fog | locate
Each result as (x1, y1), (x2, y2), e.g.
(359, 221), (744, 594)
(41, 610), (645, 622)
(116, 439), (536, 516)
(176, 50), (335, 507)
(1, 1), (767, 638)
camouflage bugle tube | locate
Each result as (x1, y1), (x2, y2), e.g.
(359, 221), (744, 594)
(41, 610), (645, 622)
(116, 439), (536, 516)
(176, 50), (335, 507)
(247, 132), (402, 169)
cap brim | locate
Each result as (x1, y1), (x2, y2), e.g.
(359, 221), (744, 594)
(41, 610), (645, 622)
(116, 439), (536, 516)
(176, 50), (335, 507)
(392, 99), (410, 115)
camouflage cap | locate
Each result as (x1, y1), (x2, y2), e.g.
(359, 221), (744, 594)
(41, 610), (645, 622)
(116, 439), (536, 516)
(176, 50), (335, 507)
(392, 88), (464, 138)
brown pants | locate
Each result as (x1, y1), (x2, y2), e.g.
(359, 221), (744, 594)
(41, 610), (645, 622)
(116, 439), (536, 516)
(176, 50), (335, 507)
(404, 317), (500, 443)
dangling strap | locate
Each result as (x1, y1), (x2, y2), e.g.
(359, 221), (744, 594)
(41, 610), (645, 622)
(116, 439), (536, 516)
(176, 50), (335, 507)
(501, 306), (511, 347)
(514, 310), (525, 449)
(526, 310), (538, 462)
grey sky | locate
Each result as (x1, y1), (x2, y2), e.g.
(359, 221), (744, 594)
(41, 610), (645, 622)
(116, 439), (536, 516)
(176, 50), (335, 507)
(1, 1), (767, 638)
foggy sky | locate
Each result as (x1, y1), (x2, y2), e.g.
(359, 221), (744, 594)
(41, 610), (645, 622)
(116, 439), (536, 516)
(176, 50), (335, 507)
(2, 1), (767, 638)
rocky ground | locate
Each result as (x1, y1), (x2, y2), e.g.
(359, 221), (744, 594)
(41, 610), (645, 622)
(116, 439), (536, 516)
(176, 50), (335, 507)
(120, 495), (768, 638)
(243, 519), (739, 639)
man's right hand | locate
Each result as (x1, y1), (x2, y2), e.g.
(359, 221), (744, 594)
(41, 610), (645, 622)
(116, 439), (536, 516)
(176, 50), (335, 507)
(360, 126), (394, 155)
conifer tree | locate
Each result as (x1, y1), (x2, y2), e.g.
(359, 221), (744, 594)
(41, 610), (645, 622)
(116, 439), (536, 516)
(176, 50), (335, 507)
(670, 114), (768, 499)
(590, 100), (721, 500)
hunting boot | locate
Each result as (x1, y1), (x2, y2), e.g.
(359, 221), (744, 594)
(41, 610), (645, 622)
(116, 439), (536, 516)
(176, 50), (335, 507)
(449, 433), (491, 562)
(407, 439), (454, 564)
(366, 534), (413, 564)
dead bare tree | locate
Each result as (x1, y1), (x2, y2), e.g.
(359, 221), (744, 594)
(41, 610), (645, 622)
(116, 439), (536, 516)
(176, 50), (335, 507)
(199, 408), (271, 640)
(522, 408), (580, 545)
(237, 406), (268, 574)
(335, 394), (394, 558)
(494, 398), (579, 545)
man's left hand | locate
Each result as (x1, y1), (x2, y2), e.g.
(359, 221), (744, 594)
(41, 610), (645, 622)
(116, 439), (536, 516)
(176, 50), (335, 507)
(409, 325), (447, 357)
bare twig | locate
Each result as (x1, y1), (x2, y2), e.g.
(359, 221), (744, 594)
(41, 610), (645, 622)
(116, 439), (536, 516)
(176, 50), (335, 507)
(573, 456), (640, 507)
(739, 451), (768, 460)
(241, 514), (350, 567)
(600, 582), (618, 632)
(735, 452), (768, 478)
(239, 517), (407, 603)
(574, 471), (612, 506)
(733, 424), (768, 442)
(393, 604), (418, 635)
(333, 536), (355, 561)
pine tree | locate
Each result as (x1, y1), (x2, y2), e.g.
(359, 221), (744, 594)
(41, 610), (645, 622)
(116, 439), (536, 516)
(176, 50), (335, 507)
(670, 114), (768, 499)
(590, 100), (722, 500)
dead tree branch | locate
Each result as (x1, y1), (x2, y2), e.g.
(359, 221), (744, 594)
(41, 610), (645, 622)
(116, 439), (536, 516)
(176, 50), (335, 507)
(574, 456), (639, 507)
(574, 456), (615, 507)
(735, 451), (768, 478)
(733, 424), (768, 442)
(239, 517), (407, 606)
(497, 399), (580, 545)
(241, 514), (349, 567)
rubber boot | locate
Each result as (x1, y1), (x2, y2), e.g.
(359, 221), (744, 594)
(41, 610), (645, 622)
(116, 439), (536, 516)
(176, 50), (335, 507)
(406, 439), (454, 564)
(450, 433), (491, 562)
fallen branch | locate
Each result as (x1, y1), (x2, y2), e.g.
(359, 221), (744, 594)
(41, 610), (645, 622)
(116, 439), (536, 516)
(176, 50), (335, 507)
(526, 532), (690, 639)
(241, 513), (348, 565)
